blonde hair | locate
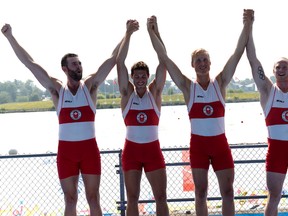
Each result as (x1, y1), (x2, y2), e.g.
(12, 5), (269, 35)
(273, 57), (288, 68)
(191, 48), (210, 64)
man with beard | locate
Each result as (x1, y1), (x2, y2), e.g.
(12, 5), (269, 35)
(1, 23), (122, 216)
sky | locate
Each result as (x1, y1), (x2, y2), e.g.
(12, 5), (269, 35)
(0, 0), (288, 89)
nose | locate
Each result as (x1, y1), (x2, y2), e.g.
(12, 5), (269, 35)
(199, 59), (206, 64)
(198, 60), (206, 67)
(76, 63), (82, 69)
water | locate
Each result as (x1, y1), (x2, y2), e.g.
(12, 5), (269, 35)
(0, 102), (267, 155)
(0, 102), (283, 215)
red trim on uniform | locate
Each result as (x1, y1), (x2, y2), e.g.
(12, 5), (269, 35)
(124, 109), (159, 126)
(189, 101), (224, 119)
(59, 106), (95, 124)
(266, 107), (288, 126)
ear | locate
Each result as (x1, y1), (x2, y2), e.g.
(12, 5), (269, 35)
(62, 66), (68, 72)
(191, 61), (195, 68)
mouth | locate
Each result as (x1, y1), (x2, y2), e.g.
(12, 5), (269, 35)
(198, 65), (207, 71)
(137, 82), (145, 86)
(277, 72), (285, 77)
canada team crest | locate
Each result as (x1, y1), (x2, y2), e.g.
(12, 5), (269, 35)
(203, 105), (213, 116)
(281, 110), (288, 122)
(137, 112), (148, 124)
(70, 109), (82, 120)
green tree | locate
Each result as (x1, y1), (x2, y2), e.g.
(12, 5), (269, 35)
(168, 87), (174, 95)
(0, 91), (12, 104)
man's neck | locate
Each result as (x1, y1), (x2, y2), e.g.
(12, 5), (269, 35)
(196, 75), (210, 90)
(135, 86), (147, 98)
(67, 80), (80, 95)
(277, 81), (288, 93)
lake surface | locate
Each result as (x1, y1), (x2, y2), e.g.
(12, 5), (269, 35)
(0, 102), (267, 155)
(0, 102), (281, 215)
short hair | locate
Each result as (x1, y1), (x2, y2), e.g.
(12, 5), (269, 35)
(61, 53), (78, 67)
(273, 57), (288, 70)
(191, 48), (210, 64)
(131, 61), (149, 76)
(275, 57), (288, 64)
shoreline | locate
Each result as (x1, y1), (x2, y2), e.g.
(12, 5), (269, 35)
(0, 98), (260, 114)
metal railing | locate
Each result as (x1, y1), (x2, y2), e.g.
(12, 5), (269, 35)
(1, 143), (288, 216)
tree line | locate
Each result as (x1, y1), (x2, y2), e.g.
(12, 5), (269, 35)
(0, 79), (50, 104)
(0, 76), (272, 104)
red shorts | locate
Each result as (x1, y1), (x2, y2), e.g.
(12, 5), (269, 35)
(266, 138), (288, 174)
(57, 138), (101, 179)
(122, 139), (166, 172)
(189, 134), (234, 171)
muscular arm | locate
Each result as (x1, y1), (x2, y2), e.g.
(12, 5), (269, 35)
(84, 38), (123, 104)
(147, 16), (167, 110)
(246, 28), (273, 109)
(216, 9), (254, 98)
(147, 18), (191, 105)
(1, 24), (62, 106)
(116, 20), (139, 110)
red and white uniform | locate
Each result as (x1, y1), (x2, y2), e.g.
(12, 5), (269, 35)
(56, 81), (100, 179)
(123, 89), (160, 143)
(122, 89), (165, 172)
(57, 82), (96, 141)
(187, 79), (233, 171)
(265, 85), (288, 141)
(264, 85), (288, 174)
(188, 79), (225, 136)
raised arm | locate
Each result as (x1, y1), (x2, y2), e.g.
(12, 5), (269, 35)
(216, 9), (254, 97)
(1, 24), (61, 100)
(116, 19), (139, 109)
(147, 17), (191, 104)
(84, 36), (124, 103)
(246, 22), (273, 109)
(146, 16), (167, 110)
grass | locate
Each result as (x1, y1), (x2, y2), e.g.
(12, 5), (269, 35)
(0, 92), (260, 112)
(0, 100), (55, 112)
(226, 92), (260, 102)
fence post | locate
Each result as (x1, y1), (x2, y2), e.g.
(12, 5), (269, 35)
(117, 149), (126, 216)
